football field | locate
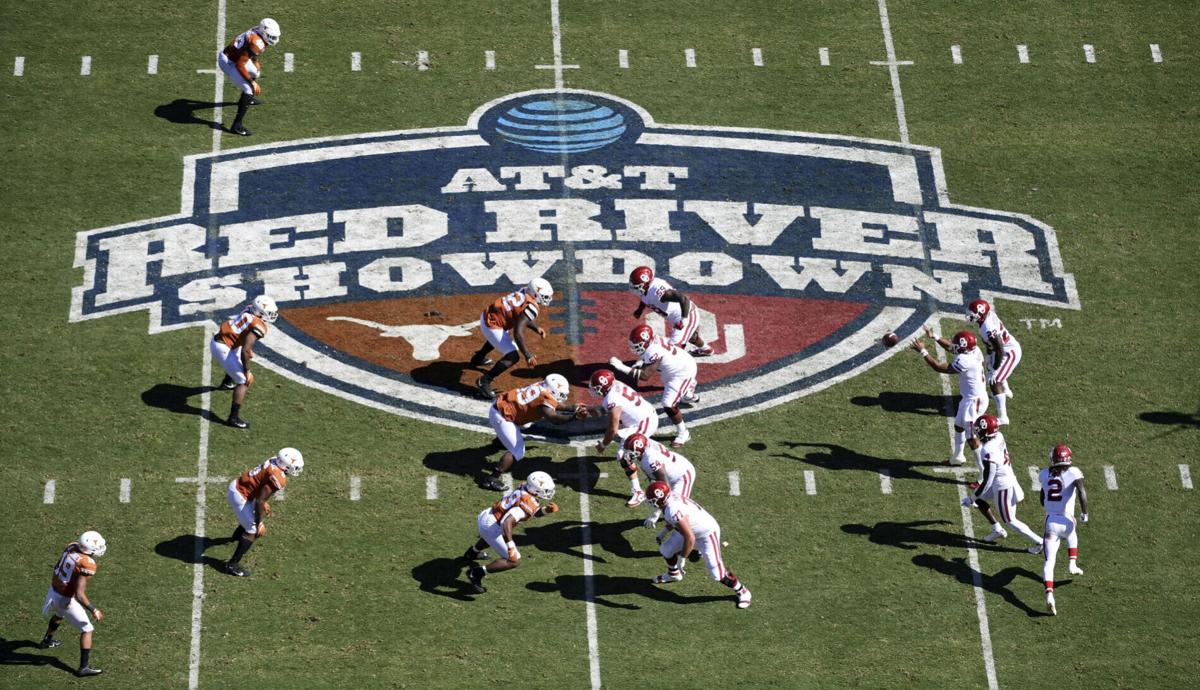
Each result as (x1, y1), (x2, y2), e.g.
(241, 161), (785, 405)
(1, 1), (1198, 687)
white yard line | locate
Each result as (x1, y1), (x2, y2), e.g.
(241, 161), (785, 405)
(728, 470), (741, 496)
(417, 50), (430, 71)
(535, 0), (581, 89)
(148, 54), (159, 75)
(879, 469), (892, 495)
(804, 470), (816, 495)
(43, 480), (56, 504)
(1017, 44), (1030, 64)
(573, 445), (601, 690)
(425, 475), (438, 500)
(618, 49), (629, 69)
(1150, 43), (1162, 63)
(120, 478), (131, 503)
(1083, 44), (1096, 64)
(485, 50), (496, 70)
(950, 45), (962, 64)
(1180, 464), (1193, 490)
(350, 475), (362, 501)
(351, 52), (362, 72)
(684, 48), (697, 68)
(1103, 465), (1118, 490)
(1028, 466), (1041, 491)
(80, 56), (92, 76)
(13, 56), (24, 76)
(818, 47), (830, 66)
(283, 52), (294, 72)
(752, 48), (763, 67)
(874, 0), (910, 143)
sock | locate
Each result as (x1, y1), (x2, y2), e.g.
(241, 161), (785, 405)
(229, 402), (241, 419)
(232, 525), (245, 541)
(665, 555), (681, 575)
(80, 647), (91, 669)
(233, 92), (251, 127)
(676, 420), (688, 434)
(43, 618), (61, 642)
(720, 573), (745, 592)
(229, 537), (254, 564)
(485, 351), (520, 380)
(993, 394), (1008, 419)
(470, 343), (493, 365)
(629, 475), (642, 494)
(952, 430), (965, 459)
(1068, 548), (1078, 559)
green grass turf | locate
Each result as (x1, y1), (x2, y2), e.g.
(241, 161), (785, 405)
(1, 1), (1198, 687)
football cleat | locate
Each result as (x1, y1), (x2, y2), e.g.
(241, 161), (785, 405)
(1068, 562), (1084, 576)
(248, 96), (263, 106)
(982, 526), (1008, 543)
(230, 123), (251, 136)
(228, 416), (250, 429)
(467, 565), (487, 593)
(653, 570), (684, 584)
(681, 392), (701, 407)
(481, 476), (507, 492)
(39, 639), (61, 649)
(475, 376), (496, 399)
(1045, 591), (1056, 616)
(76, 666), (104, 677)
(996, 415), (1010, 425)
(691, 345), (714, 357)
(224, 562), (251, 577)
(625, 489), (646, 507)
(1027, 543), (1044, 555)
(670, 430), (691, 448)
(948, 455), (966, 466)
(218, 375), (236, 390)
(469, 352), (493, 367)
(737, 587), (753, 609)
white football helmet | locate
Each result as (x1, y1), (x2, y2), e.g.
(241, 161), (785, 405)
(544, 374), (570, 403)
(524, 471), (555, 500)
(79, 531), (107, 557)
(250, 295), (279, 323)
(256, 18), (281, 46)
(527, 278), (554, 306)
(274, 447), (304, 476)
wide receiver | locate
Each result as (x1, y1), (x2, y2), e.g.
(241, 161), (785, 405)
(223, 448), (304, 577)
(471, 279), (554, 399)
(962, 415), (1043, 551)
(586, 368), (659, 507)
(463, 471), (559, 593)
(211, 295), (278, 429)
(911, 326), (989, 465)
(1039, 444), (1089, 615)
(481, 374), (583, 492)
(40, 531), (107, 677)
(967, 299), (1021, 425)
(610, 323), (699, 448)
(218, 18), (280, 136)
(629, 266), (713, 356)
(621, 432), (697, 528)
(645, 482), (751, 609)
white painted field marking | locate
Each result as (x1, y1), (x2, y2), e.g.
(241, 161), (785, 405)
(425, 475), (438, 500)
(417, 50), (430, 71)
(196, 68), (219, 75)
(1083, 44), (1096, 64)
(685, 48), (696, 68)
(351, 52), (362, 71)
(175, 476), (228, 484)
(879, 469), (892, 495)
(1017, 44), (1030, 64)
(80, 56), (92, 76)
(804, 470), (816, 496)
(43, 480), (56, 504)
(951, 45), (962, 64)
(818, 47), (830, 66)
(119, 478), (131, 503)
(752, 48), (763, 67)
(534, 0), (578, 89)
(148, 55), (159, 75)
(572, 445), (601, 690)
(1103, 465), (1118, 490)
(874, 0), (910, 143)
(728, 470), (741, 496)
(13, 56), (24, 76)
(618, 49), (629, 69)
(350, 475), (362, 501)
(485, 50), (496, 70)
(1180, 464), (1193, 490)
(1028, 466), (1041, 491)
(1150, 43), (1162, 63)
(283, 52), (294, 72)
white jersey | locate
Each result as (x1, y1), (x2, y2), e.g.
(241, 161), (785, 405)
(639, 337), (697, 381)
(1039, 466), (1084, 517)
(662, 496), (719, 539)
(951, 348), (987, 400)
(979, 311), (1020, 353)
(602, 381), (656, 431)
(640, 277), (683, 322)
(978, 433), (1018, 493)
(639, 440), (695, 485)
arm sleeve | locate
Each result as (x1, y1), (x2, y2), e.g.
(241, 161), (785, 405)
(975, 460), (996, 498)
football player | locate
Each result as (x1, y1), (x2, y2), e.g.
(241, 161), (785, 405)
(463, 471), (559, 593)
(609, 323), (699, 448)
(586, 368), (660, 506)
(471, 279), (554, 399)
(967, 299), (1021, 425)
(211, 295), (278, 429)
(40, 531), (107, 677)
(645, 482), (751, 609)
(218, 18), (280, 136)
(1038, 444), (1089, 615)
(961, 415), (1043, 550)
(629, 266), (713, 356)
(912, 326), (990, 465)
(482, 374), (583, 492)
(223, 448), (304, 577)
(622, 432), (697, 528)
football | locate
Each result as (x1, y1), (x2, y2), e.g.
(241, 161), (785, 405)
(882, 332), (900, 348)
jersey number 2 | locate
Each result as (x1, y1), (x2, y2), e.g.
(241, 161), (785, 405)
(1045, 478), (1064, 501)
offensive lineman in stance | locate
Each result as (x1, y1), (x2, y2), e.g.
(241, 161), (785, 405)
(587, 368), (660, 507)
(482, 374), (583, 492)
(211, 295), (278, 429)
(223, 448), (305, 577)
(464, 471), (559, 593)
(41, 531), (107, 677)
(1039, 444), (1089, 615)
(218, 18), (280, 136)
(471, 279), (554, 399)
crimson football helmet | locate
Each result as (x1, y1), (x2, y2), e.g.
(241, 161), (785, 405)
(967, 299), (991, 325)
(1049, 444), (1073, 468)
(622, 433), (650, 462)
(589, 369), (616, 396)
(629, 324), (655, 355)
(950, 330), (977, 354)
(974, 415), (1000, 440)
(645, 480), (671, 508)
(629, 266), (654, 295)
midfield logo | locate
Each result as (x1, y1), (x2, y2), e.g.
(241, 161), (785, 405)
(71, 90), (1078, 435)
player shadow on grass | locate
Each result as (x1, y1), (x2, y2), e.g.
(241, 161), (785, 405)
(142, 383), (221, 423)
(911, 554), (1064, 618)
(410, 357), (576, 400)
(527, 574), (729, 610)
(522, 519), (658, 564)
(154, 99), (235, 131)
(154, 534), (234, 573)
(841, 521), (1026, 553)
(850, 391), (947, 417)
(0, 637), (77, 675)
(421, 444), (626, 499)
(773, 443), (961, 486)
(411, 557), (484, 602)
